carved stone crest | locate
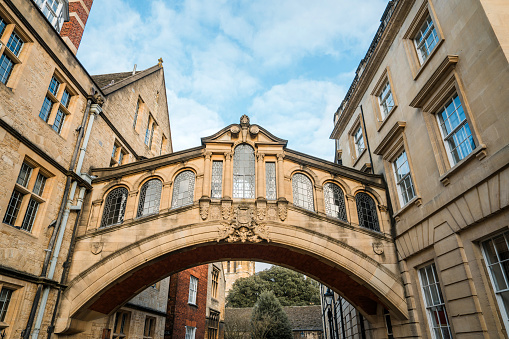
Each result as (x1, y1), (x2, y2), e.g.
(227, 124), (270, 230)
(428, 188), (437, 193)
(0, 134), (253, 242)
(372, 242), (384, 255)
(91, 242), (103, 255)
(217, 205), (270, 243)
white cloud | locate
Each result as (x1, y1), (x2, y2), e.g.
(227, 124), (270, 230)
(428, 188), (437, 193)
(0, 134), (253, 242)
(249, 79), (344, 161)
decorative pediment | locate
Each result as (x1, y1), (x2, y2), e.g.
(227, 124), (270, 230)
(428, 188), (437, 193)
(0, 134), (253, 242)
(200, 115), (288, 147)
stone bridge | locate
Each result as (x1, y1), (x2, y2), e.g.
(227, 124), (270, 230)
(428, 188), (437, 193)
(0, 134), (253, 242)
(55, 116), (407, 334)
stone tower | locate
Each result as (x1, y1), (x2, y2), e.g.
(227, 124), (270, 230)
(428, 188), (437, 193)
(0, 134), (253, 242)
(223, 261), (256, 294)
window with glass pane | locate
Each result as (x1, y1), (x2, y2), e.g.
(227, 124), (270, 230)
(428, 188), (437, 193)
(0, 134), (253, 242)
(189, 275), (198, 304)
(61, 89), (71, 108)
(323, 183), (347, 221)
(52, 109), (65, 133)
(482, 232), (509, 330)
(39, 97), (53, 122)
(112, 144), (118, 158)
(0, 288), (13, 322)
(378, 80), (395, 119)
(292, 173), (314, 211)
(112, 311), (130, 339)
(3, 190), (23, 226)
(211, 161), (223, 199)
(211, 268), (219, 298)
(33, 173), (47, 196)
(0, 16), (6, 37)
(233, 144), (255, 199)
(393, 150), (416, 205)
(21, 198), (39, 232)
(133, 100), (140, 128)
(437, 94), (475, 165)
(266, 162), (277, 200)
(100, 187), (128, 227)
(355, 193), (379, 231)
(208, 310), (220, 339)
(16, 162), (33, 187)
(172, 171), (195, 208)
(354, 126), (365, 157)
(6, 31), (24, 56)
(414, 15), (439, 64)
(143, 317), (155, 338)
(419, 263), (452, 339)
(145, 120), (152, 145)
(48, 76), (60, 96)
(185, 326), (196, 339)
(137, 179), (162, 217)
(0, 54), (14, 84)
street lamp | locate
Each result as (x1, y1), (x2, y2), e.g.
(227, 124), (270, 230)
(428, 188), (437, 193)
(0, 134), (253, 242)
(324, 288), (338, 339)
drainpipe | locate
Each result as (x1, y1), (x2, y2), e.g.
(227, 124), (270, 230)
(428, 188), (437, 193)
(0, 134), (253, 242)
(30, 104), (102, 339)
(22, 99), (92, 339)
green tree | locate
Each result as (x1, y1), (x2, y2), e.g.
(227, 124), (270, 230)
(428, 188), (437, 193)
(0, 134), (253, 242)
(226, 266), (320, 307)
(250, 291), (293, 339)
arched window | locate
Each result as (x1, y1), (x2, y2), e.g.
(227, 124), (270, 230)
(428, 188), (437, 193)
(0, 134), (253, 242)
(292, 173), (314, 211)
(356, 192), (379, 231)
(101, 187), (128, 227)
(324, 183), (348, 222)
(233, 144), (255, 199)
(172, 171), (195, 208)
(137, 179), (162, 217)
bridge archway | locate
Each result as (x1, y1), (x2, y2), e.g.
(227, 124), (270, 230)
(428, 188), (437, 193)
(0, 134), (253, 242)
(56, 116), (407, 334)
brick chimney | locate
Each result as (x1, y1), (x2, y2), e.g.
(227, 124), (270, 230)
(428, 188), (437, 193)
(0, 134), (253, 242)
(59, 0), (94, 54)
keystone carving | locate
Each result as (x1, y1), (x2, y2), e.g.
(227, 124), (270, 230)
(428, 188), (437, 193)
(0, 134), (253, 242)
(217, 205), (269, 243)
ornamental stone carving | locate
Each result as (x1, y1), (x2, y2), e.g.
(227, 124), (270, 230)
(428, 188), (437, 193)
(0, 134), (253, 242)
(222, 205), (233, 220)
(91, 242), (103, 255)
(372, 242), (384, 255)
(240, 114), (250, 126)
(278, 202), (287, 221)
(249, 125), (260, 135)
(199, 198), (210, 220)
(217, 205), (269, 243)
(210, 206), (221, 220)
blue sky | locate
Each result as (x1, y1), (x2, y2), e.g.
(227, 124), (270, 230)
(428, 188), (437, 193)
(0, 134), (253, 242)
(78, 0), (389, 162)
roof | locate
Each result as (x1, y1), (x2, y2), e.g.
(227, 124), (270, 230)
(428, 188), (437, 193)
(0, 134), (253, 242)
(225, 306), (323, 332)
(91, 71), (141, 89)
(91, 64), (163, 95)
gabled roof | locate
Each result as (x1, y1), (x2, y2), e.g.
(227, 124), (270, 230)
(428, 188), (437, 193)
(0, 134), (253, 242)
(91, 64), (163, 95)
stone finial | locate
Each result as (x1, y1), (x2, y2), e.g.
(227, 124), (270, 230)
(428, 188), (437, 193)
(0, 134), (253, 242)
(240, 114), (250, 127)
(158, 58), (164, 67)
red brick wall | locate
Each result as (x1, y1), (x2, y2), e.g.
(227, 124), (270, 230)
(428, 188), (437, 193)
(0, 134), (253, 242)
(59, 0), (94, 51)
(165, 265), (209, 339)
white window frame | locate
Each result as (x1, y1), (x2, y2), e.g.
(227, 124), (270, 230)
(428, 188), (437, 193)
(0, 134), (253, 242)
(188, 275), (198, 305)
(378, 80), (395, 120)
(34, 0), (66, 32)
(414, 14), (439, 65)
(481, 232), (509, 331)
(185, 326), (196, 339)
(418, 263), (452, 339)
(392, 150), (416, 206)
(353, 125), (365, 157)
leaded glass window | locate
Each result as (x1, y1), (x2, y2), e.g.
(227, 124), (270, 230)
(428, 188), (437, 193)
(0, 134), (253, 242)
(356, 192), (379, 231)
(0, 288), (13, 322)
(48, 76), (60, 96)
(100, 187), (128, 228)
(137, 179), (162, 217)
(172, 171), (195, 208)
(233, 144), (255, 199)
(21, 198), (39, 232)
(3, 190), (23, 226)
(419, 263), (452, 339)
(292, 173), (314, 211)
(211, 161), (223, 199)
(61, 89), (71, 108)
(324, 183), (347, 221)
(266, 162), (276, 200)
(16, 162), (33, 187)
(33, 173), (47, 196)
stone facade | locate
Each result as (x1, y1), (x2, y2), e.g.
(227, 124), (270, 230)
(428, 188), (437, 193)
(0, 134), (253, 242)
(0, 0), (172, 338)
(222, 260), (255, 294)
(330, 0), (509, 337)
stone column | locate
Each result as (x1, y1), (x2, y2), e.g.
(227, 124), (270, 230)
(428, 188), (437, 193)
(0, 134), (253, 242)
(276, 153), (285, 199)
(224, 152), (233, 199)
(315, 186), (324, 214)
(256, 152), (265, 199)
(161, 182), (173, 210)
(124, 190), (139, 221)
(346, 194), (358, 225)
(202, 151), (212, 198)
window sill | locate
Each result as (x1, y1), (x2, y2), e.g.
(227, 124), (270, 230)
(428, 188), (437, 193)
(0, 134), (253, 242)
(413, 38), (444, 81)
(439, 144), (487, 186)
(393, 196), (422, 221)
(377, 106), (398, 131)
(188, 302), (198, 307)
(352, 149), (367, 167)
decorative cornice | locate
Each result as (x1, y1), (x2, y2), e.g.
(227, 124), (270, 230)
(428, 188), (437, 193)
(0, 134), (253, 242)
(409, 55), (459, 108)
(373, 121), (407, 155)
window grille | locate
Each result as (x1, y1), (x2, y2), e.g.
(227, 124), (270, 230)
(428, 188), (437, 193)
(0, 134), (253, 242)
(207, 310), (220, 339)
(172, 171), (195, 208)
(16, 162), (33, 187)
(437, 94), (475, 165)
(419, 263), (452, 339)
(3, 190), (23, 226)
(211, 161), (223, 199)
(189, 275), (198, 304)
(100, 187), (128, 227)
(137, 179), (162, 217)
(233, 144), (255, 199)
(323, 183), (347, 221)
(414, 15), (439, 64)
(355, 193), (379, 231)
(482, 232), (509, 330)
(265, 162), (277, 200)
(33, 173), (47, 196)
(393, 150), (416, 205)
(292, 173), (314, 211)
(185, 326), (196, 339)
(0, 288), (13, 322)
(21, 198), (39, 232)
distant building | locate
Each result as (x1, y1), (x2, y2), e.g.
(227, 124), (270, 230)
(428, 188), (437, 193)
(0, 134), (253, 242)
(223, 260), (255, 294)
